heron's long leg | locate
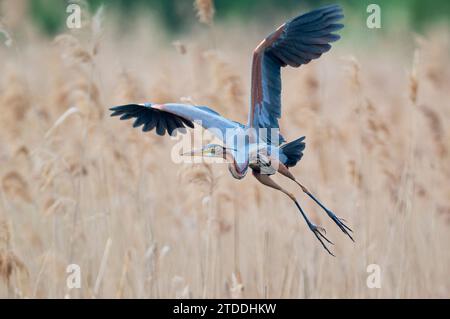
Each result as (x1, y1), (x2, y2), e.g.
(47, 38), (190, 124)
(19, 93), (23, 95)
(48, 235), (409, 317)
(276, 164), (354, 242)
(252, 171), (335, 256)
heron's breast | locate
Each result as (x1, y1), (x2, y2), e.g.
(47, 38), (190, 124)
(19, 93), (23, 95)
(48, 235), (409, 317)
(249, 150), (277, 176)
(228, 161), (248, 180)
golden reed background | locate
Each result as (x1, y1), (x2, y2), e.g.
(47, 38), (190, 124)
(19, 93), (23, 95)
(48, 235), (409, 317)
(0, 0), (449, 298)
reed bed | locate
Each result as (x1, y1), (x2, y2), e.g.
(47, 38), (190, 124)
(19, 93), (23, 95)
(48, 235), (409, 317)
(0, 3), (448, 298)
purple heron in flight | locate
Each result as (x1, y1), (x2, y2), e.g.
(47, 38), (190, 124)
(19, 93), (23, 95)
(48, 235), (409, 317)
(110, 4), (352, 256)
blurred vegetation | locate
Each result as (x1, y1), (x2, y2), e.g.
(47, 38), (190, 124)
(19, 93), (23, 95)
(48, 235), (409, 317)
(22, 0), (450, 35)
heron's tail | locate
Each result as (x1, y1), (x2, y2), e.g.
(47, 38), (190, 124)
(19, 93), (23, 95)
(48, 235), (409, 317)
(280, 136), (306, 167)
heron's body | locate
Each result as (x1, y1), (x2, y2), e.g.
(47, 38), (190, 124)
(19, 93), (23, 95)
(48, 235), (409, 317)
(229, 143), (280, 179)
(110, 4), (354, 256)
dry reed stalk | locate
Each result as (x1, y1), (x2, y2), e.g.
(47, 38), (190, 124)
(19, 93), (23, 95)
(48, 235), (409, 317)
(415, 37), (449, 160)
(116, 250), (131, 298)
(172, 276), (191, 299)
(420, 106), (447, 158)
(180, 161), (218, 198)
(53, 32), (102, 120)
(347, 55), (361, 93)
(52, 17), (105, 268)
(204, 168), (218, 298)
(41, 196), (76, 216)
(194, 0), (215, 25)
(0, 21), (13, 47)
(0, 219), (28, 296)
(363, 98), (401, 200)
(226, 272), (244, 298)
(93, 237), (112, 297)
(149, 71), (176, 105)
(91, 5), (104, 56)
(347, 160), (362, 189)
(0, 249), (28, 289)
(144, 243), (162, 298)
(180, 161), (219, 298)
(172, 41), (187, 55)
(344, 56), (371, 195)
(415, 31), (450, 89)
(202, 50), (244, 116)
(31, 251), (50, 298)
(2, 171), (32, 203)
(115, 70), (144, 102)
(305, 65), (320, 112)
(409, 51), (420, 105)
(147, 244), (171, 298)
(54, 34), (92, 64)
(0, 68), (30, 137)
(262, 230), (270, 298)
(406, 50), (421, 181)
(0, 220), (11, 249)
(45, 107), (80, 139)
(0, 0), (27, 30)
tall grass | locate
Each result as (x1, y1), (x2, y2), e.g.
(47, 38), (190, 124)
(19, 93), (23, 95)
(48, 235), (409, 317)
(0, 3), (448, 298)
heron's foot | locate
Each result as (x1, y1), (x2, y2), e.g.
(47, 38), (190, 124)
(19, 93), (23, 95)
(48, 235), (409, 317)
(324, 209), (354, 242)
(303, 191), (354, 242)
(308, 223), (335, 257)
(293, 200), (335, 256)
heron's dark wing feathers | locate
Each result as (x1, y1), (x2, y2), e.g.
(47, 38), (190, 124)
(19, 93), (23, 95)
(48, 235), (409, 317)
(279, 136), (306, 167)
(110, 103), (240, 141)
(249, 4), (343, 145)
(110, 104), (193, 136)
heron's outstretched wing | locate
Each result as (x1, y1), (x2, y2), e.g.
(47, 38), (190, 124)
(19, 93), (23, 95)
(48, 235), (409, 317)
(248, 4), (344, 144)
(110, 103), (241, 141)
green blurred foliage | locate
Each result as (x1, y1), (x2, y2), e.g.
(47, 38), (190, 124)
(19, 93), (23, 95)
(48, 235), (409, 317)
(28, 0), (450, 35)
(30, 0), (67, 34)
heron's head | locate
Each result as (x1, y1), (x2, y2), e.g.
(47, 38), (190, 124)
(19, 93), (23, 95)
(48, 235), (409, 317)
(181, 144), (228, 159)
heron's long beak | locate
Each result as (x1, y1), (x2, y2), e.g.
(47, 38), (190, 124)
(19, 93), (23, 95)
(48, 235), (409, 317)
(181, 148), (205, 157)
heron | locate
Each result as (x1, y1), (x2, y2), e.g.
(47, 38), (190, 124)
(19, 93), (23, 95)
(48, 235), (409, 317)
(110, 4), (353, 256)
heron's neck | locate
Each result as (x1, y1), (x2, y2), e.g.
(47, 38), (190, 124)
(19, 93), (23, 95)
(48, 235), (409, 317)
(224, 151), (248, 180)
